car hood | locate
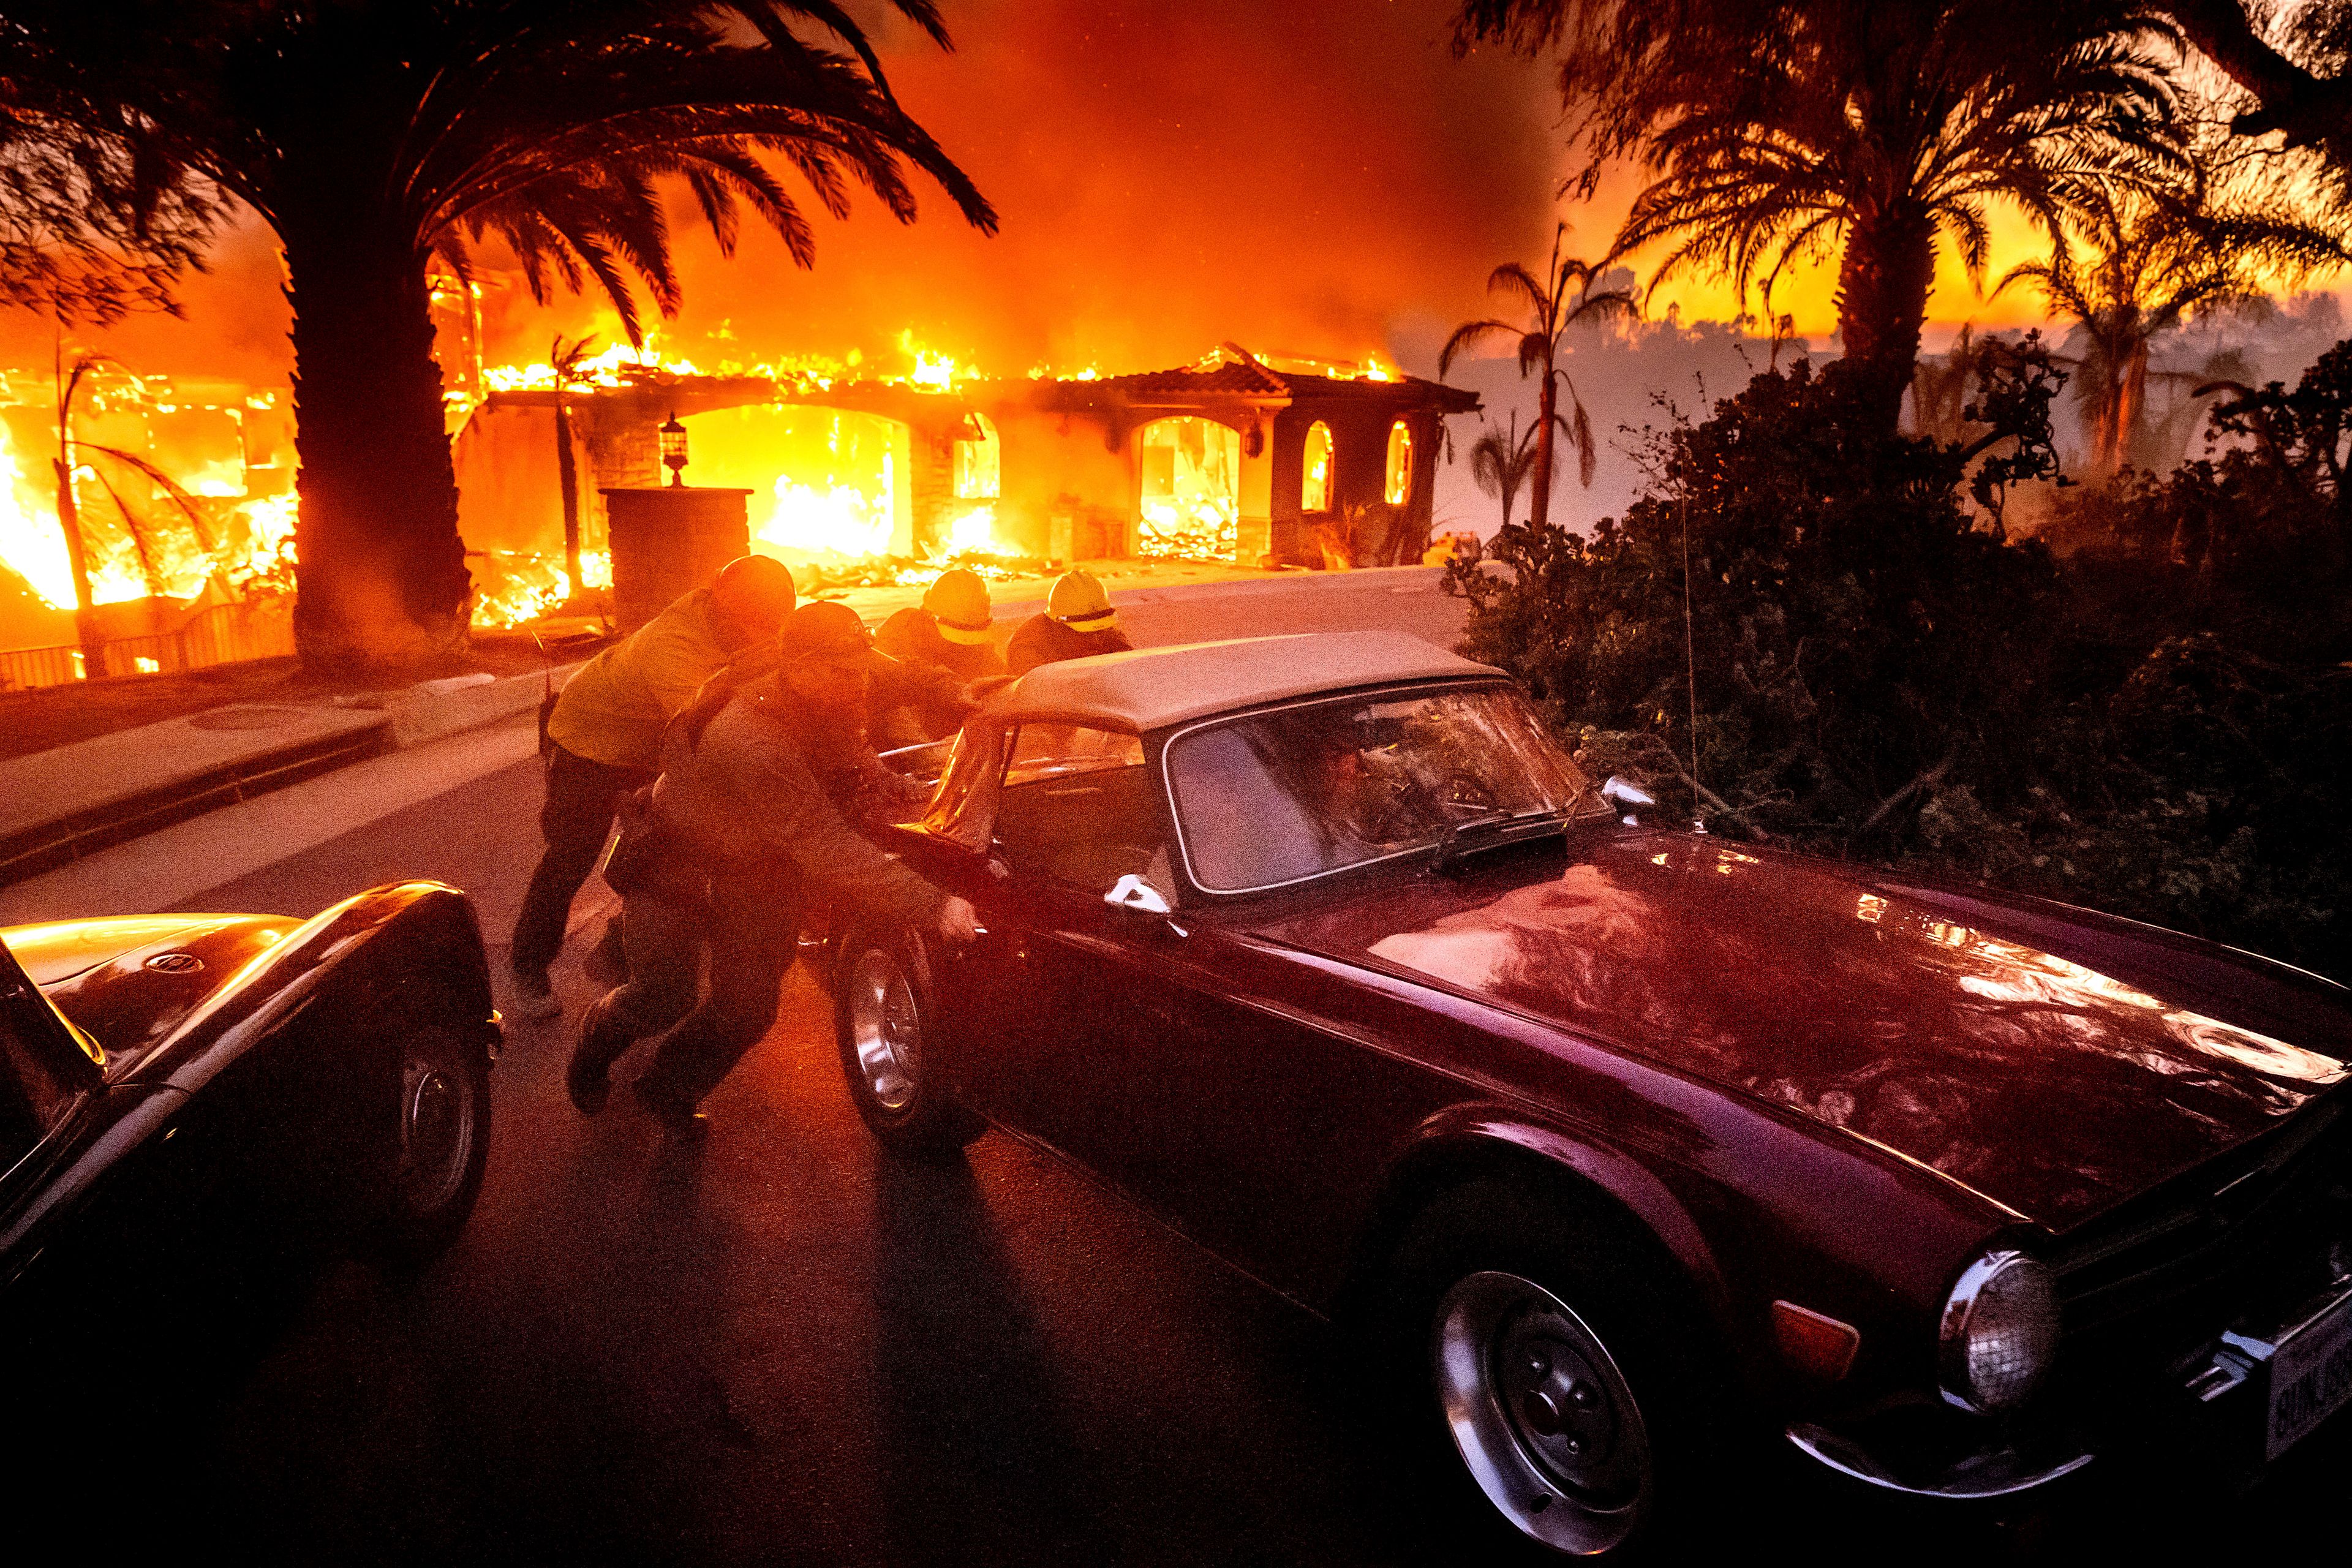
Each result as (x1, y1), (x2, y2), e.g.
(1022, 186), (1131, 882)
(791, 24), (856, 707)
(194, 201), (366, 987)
(2, 913), (300, 1081)
(1259, 832), (2352, 1231)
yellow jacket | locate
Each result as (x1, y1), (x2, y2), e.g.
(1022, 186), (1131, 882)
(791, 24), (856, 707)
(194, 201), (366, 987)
(547, 589), (736, 772)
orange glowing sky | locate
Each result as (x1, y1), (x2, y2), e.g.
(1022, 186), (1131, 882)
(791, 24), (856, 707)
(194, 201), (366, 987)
(0, 1), (2337, 385)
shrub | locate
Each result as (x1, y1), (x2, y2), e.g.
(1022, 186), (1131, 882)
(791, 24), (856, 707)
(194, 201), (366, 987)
(1450, 341), (2352, 980)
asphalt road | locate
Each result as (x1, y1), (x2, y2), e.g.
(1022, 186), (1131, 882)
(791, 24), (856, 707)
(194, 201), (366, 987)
(37, 574), (2352, 1564)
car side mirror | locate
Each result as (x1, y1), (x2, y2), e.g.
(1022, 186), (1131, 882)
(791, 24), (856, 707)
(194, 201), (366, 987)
(1600, 775), (1655, 824)
(1104, 874), (1172, 916)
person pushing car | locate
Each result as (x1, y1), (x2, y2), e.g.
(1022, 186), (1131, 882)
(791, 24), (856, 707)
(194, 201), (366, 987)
(872, 566), (1005, 747)
(510, 554), (798, 1019)
(567, 601), (979, 1138)
(1005, 567), (1133, 676)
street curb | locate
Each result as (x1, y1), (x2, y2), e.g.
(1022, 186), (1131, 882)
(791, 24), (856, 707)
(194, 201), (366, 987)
(0, 662), (580, 890)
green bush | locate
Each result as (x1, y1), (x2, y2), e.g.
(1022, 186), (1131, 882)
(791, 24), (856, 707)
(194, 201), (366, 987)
(1450, 342), (2352, 981)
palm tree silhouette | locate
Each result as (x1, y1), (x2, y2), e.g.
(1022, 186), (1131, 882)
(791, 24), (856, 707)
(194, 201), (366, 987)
(1439, 226), (1635, 529)
(5, 2), (995, 674)
(1996, 188), (2347, 476)
(1459, 1), (2189, 431)
(1465, 412), (1541, 530)
(549, 334), (601, 604)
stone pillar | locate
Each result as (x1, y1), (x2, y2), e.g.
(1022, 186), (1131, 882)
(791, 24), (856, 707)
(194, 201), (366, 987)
(1236, 420), (1276, 566)
(601, 486), (753, 633)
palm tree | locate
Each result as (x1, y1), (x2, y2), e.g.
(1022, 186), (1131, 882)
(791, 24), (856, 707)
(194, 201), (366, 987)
(1995, 188), (2348, 476)
(549, 334), (600, 603)
(1438, 226), (1635, 528)
(1458, 1), (2190, 431)
(7, 2), (995, 674)
(1464, 412), (1540, 529)
(0, 58), (215, 324)
(48, 353), (214, 676)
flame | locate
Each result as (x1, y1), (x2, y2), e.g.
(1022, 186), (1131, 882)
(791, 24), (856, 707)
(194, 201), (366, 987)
(1137, 417), (1240, 559)
(898, 328), (959, 391)
(759, 472), (897, 559)
(1, 419), (72, 606)
(470, 547), (612, 628)
(946, 504), (998, 554)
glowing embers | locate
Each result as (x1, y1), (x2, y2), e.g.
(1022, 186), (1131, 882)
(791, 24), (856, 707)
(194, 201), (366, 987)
(1302, 421), (1334, 513)
(1384, 420), (1414, 506)
(472, 548), (611, 628)
(1137, 417), (1239, 560)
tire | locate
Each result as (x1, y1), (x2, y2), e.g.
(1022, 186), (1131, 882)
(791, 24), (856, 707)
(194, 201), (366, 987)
(376, 1020), (492, 1265)
(834, 927), (984, 1159)
(1368, 1174), (1730, 1561)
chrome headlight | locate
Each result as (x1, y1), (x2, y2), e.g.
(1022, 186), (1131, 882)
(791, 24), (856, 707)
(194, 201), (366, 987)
(1938, 1250), (2060, 1414)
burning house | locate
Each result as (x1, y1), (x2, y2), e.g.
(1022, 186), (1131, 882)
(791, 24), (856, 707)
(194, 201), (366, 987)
(453, 345), (1478, 613)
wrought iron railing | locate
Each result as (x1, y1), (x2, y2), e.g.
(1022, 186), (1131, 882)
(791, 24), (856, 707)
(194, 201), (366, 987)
(0, 598), (296, 692)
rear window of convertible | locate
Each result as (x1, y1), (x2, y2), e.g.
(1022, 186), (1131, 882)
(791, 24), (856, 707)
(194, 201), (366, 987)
(1164, 684), (1593, 893)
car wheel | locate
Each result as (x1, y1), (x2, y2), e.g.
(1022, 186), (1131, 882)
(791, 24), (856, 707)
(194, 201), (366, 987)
(834, 928), (982, 1158)
(1373, 1177), (1724, 1560)
(379, 1020), (491, 1265)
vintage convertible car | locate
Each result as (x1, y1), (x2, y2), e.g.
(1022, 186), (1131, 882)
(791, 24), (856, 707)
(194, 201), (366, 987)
(833, 630), (2352, 1556)
(2, 881), (499, 1348)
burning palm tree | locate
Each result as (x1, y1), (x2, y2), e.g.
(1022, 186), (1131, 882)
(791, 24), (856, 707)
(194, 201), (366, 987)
(549, 334), (600, 606)
(1439, 227), (1635, 529)
(6, 1), (995, 674)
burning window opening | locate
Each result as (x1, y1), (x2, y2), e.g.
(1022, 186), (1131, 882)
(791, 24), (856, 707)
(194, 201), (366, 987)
(1384, 420), (1414, 507)
(1138, 417), (1240, 561)
(1302, 421), (1334, 513)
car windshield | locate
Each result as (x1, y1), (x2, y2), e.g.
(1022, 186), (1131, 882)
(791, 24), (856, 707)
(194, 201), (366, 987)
(1165, 683), (1600, 892)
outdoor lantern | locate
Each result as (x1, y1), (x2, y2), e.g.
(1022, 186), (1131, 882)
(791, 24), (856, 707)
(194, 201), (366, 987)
(660, 412), (689, 486)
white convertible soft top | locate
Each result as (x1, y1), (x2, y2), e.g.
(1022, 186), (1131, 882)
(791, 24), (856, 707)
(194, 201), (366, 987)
(984, 631), (1502, 733)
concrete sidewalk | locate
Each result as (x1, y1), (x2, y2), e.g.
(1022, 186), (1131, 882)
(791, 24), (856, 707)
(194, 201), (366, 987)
(0, 709), (551, 925)
(0, 664), (576, 889)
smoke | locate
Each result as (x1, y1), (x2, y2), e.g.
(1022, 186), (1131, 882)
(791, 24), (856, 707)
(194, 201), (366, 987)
(4, 0), (2351, 577)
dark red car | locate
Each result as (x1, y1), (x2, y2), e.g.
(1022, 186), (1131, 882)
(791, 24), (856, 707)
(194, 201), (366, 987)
(833, 631), (2352, 1556)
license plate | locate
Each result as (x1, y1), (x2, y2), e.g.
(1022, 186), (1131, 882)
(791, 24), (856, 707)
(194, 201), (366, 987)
(2267, 1284), (2352, 1461)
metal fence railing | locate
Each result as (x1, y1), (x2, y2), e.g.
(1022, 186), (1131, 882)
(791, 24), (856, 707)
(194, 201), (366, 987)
(0, 598), (297, 692)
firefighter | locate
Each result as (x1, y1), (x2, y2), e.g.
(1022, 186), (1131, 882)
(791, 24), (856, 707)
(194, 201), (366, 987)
(567, 601), (979, 1138)
(1005, 568), (1133, 676)
(871, 567), (1006, 747)
(508, 554), (796, 1020)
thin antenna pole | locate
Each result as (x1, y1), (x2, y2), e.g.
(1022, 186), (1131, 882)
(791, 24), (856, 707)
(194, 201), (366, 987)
(1681, 492), (1700, 808)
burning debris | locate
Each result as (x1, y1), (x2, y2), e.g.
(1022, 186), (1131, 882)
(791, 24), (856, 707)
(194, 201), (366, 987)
(452, 337), (1475, 609)
(0, 331), (1471, 680)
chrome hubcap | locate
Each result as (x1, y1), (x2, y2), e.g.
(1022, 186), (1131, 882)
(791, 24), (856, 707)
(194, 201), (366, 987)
(398, 1035), (477, 1215)
(848, 948), (921, 1112)
(1433, 1270), (1651, 1555)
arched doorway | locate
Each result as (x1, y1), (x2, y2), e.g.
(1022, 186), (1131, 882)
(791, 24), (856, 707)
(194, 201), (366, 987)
(949, 412), (1001, 552)
(1301, 420), (1334, 514)
(1384, 420), (1414, 506)
(1137, 416), (1239, 559)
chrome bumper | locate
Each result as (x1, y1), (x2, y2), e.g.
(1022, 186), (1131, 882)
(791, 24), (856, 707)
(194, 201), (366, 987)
(1785, 1423), (2093, 1500)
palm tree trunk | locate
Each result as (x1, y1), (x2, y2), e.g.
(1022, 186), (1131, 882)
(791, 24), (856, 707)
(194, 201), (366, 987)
(1833, 204), (1937, 432)
(51, 458), (105, 678)
(555, 395), (582, 598)
(282, 218), (472, 676)
(2116, 345), (2150, 473)
(1530, 358), (1559, 529)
